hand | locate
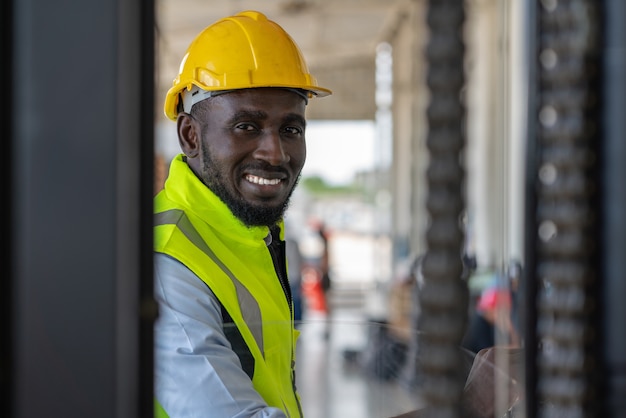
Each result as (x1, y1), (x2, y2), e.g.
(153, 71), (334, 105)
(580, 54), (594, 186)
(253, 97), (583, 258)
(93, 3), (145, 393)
(388, 347), (524, 418)
(462, 346), (523, 418)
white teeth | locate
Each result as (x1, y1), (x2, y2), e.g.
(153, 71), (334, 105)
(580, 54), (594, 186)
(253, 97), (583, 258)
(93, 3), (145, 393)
(246, 174), (281, 185)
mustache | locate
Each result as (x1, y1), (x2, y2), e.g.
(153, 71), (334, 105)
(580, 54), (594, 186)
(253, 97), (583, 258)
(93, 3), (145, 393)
(240, 162), (289, 176)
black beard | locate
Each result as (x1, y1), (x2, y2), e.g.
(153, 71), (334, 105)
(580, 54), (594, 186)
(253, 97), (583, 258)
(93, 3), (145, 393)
(200, 146), (299, 227)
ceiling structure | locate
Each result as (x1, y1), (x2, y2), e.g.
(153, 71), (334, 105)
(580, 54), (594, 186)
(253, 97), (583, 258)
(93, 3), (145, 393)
(155, 0), (409, 121)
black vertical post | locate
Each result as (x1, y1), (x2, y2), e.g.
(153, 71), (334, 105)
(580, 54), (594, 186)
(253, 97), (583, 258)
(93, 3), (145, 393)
(1, 0), (15, 416)
(139, 1), (156, 416)
(522, 1), (539, 416)
(6, 0), (155, 417)
(602, 0), (626, 415)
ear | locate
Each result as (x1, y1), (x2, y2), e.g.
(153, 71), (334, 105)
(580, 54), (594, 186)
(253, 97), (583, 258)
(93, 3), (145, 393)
(177, 113), (200, 158)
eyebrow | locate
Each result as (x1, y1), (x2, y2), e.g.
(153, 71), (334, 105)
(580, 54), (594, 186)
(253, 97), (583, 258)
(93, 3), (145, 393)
(228, 110), (306, 127)
(284, 113), (307, 128)
(229, 110), (267, 124)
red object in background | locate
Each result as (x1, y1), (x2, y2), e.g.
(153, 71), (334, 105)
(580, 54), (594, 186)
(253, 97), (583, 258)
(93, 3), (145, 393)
(477, 287), (512, 312)
(301, 266), (327, 313)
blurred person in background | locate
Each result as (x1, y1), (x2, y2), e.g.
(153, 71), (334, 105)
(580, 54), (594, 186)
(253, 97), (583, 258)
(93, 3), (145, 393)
(306, 218), (333, 339)
(462, 261), (521, 353)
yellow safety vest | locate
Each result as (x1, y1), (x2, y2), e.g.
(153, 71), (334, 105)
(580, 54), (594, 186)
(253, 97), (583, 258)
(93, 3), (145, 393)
(154, 154), (301, 417)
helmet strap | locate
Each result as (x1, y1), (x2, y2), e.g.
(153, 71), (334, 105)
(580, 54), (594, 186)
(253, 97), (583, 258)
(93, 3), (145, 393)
(182, 85), (311, 113)
(181, 85), (231, 113)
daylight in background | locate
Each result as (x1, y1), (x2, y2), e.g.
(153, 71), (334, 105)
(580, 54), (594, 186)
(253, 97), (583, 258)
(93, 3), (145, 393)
(302, 120), (375, 186)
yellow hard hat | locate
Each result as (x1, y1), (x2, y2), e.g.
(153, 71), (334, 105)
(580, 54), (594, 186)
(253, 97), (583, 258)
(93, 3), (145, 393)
(164, 10), (332, 121)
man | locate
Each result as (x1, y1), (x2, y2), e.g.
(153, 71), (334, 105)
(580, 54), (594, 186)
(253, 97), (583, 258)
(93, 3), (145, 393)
(153, 10), (331, 417)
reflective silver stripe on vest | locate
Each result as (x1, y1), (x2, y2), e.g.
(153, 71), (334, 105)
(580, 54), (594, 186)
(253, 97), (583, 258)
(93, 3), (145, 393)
(155, 209), (264, 355)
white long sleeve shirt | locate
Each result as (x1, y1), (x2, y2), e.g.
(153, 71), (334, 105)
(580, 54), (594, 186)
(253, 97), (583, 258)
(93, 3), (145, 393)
(154, 253), (288, 418)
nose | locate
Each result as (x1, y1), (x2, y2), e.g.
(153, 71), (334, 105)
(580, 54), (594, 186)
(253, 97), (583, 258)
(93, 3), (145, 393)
(254, 131), (289, 166)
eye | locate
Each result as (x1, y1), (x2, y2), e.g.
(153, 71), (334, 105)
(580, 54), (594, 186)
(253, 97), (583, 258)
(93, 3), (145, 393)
(283, 126), (303, 136)
(235, 123), (257, 132)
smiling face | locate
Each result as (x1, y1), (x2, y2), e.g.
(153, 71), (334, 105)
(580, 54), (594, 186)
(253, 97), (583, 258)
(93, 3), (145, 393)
(177, 88), (307, 227)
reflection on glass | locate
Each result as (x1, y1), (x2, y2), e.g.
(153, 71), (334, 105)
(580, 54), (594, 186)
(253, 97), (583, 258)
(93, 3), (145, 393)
(223, 319), (521, 418)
